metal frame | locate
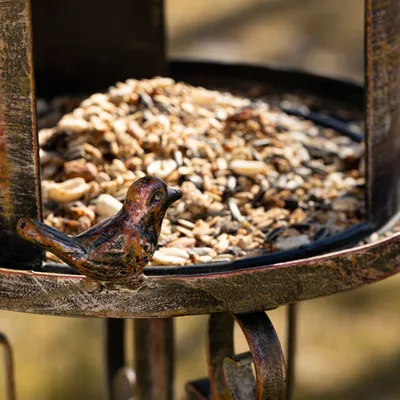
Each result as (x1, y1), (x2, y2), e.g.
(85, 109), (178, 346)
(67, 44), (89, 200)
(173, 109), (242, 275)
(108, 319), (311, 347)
(0, 0), (43, 269)
(0, 233), (399, 318)
(1, 0), (400, 399)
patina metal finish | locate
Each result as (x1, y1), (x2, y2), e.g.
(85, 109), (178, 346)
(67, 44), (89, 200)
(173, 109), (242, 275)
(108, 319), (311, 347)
(17, 177), (182, 283)
(0, 332), (16, 400)
(0, 0), (43, 269)
(229, 313), (286, 399)
(134, 319), (174, 400)
(0, 233), (398, 318)
(285, 304), (297, 400)
(187, 312), (285, 400)
(365, 0), (400, 227)
(1, 0), (400, 399)
(105, 319), (126, 400)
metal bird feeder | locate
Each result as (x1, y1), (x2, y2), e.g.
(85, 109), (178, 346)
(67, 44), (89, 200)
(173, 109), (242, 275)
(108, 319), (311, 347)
(1, 1), (400, 399)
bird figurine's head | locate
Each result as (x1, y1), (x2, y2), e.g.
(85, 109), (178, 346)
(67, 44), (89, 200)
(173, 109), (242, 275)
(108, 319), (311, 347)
(124, 176), (183, 223)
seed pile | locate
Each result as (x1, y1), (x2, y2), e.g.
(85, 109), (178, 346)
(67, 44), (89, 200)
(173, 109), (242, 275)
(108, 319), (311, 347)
(39, 77), (365, 266)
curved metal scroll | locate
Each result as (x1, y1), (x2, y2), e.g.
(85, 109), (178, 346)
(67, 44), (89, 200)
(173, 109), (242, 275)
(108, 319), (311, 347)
(0, 333), (16, 400)
(208, 312), (286, 400)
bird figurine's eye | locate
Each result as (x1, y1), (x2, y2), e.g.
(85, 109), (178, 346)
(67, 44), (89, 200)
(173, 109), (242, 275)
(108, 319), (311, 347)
(150, 191), (163, 204)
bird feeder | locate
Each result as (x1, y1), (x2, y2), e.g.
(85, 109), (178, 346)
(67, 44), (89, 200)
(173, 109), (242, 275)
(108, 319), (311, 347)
(1, 1), (400, 399)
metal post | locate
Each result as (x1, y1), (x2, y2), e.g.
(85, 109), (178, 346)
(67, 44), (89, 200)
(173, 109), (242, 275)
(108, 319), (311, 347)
(365, 0), (400, 227)
(105, 319), (126, 400)
(286, 304), (298, 400)
(134, 318), (174, 400)
(0, 0), (43, 269)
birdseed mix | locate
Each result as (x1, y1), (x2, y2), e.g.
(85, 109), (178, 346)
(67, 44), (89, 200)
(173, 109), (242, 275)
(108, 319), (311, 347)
(38, 77), (366, 267)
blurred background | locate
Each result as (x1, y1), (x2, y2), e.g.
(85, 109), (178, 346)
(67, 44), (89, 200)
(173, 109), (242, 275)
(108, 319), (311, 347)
(2, 0), (400, 399)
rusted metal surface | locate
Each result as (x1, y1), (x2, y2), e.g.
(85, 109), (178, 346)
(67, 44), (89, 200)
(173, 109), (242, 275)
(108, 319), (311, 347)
(365, 0), (400, 227)
(0, 0), (43, 269)
(0, 233), (398, 318)
(208, 312), (285, 400)
(235, 313), (286, 399)
(208, 313), (234, 399)
(134, 318), (174, 400)
(0, 332), (16, 400)
(285, 304), (297, 400)
(32, 0), (166, 97)
(17, 177), (182, 282)
(223, 352), (256, 399)
(105, 319), (125, 400)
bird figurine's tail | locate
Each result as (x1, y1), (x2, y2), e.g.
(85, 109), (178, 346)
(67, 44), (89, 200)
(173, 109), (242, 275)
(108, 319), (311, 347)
(17, 218), (86, 264)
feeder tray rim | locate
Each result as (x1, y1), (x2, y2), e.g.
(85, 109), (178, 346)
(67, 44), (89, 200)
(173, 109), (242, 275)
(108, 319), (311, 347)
(0, 232), (398, 318)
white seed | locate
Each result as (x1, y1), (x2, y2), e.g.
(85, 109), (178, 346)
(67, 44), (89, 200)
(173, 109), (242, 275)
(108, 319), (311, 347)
(332, 197), (359, 212)
(198, 255), (214, 263)
(216, 158), (228, 170)
(94, 194), (123, 218)
(230, 160), (267, 176)
(176, 226), (194, 238)
(152, 248), (189, 266)
(39, 149), (64, 166)
(146, 159), (177, 179)
(157, 247), (189, 259)
(187, 247), (215, 256)
(191, 89), (217, 106)
(178, 166), (193, 175)
(152, 77), (175, 88)
(113, 119), (128, 135)
(193, 221), (213, 236)
(216, 238), (230, 253)
(215, 253), (233, 260)
(58, 116), (89, 133)
(228, 198), (244, 222)
(47, 178), (89, 203)
(166, 238), (196, 248)
(177, 219), (195, 229)
(276, 235), (311, 251)
(369, 232), (379, 243)
(128, 121), (146, 140)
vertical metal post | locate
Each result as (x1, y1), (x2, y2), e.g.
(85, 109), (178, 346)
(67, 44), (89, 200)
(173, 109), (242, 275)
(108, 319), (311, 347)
(286, 304), (298, 400)
(0, 0), (43, 269)
(365, 0), (400, 227)
(105, 319), (126, 400)
(134, 318), (174, 400)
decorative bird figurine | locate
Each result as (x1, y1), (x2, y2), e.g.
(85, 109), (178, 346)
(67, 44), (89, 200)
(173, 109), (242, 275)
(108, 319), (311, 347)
(17, 176), (182, 283)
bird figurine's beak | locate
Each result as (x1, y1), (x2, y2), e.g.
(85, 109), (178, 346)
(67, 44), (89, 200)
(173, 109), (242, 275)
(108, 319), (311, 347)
(165, 186), (183, 208)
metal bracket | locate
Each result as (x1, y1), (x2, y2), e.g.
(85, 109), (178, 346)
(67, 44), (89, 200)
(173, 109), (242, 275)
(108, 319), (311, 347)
(186, 312), (286, 400)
